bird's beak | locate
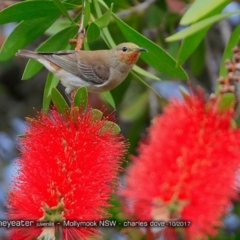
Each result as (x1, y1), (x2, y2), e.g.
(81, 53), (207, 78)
(136, 47), (148, 53)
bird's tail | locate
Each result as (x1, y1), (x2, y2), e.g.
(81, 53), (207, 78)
(16, 50), (40, 60)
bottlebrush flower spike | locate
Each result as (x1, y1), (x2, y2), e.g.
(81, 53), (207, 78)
(6, 106), (126, 240)
(120, 93), (240, 239)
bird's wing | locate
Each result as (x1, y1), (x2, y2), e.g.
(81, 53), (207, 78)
(77, 61), (109, 84)
(42, 52), (80, 76)
(42, 51), (110, 84)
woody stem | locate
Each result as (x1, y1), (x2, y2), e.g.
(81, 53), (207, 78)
(75, 0), (86, 50)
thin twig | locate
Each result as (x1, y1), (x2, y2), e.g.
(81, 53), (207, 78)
(69, 1), (85, 50)
(75, 0), (85, 51)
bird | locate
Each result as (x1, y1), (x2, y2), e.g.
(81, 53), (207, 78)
(16, 42), (147, 96)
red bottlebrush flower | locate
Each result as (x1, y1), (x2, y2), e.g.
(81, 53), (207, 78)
(120, 94), (240, 239)
(7, 107), (126, 240)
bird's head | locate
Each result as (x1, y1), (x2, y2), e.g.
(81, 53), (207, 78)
(114, 42), (147, 66)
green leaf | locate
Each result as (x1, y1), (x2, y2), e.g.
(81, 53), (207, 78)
(0, 16), (58, 61)
(43, 73), (59, 113)
(177, 27), (209, 65)
(189, 41), (205, 76)
(94, 3), (113, 28)
(166, 11), (240, 42)
(89, 109), (103, 121)
(83, 38), (90, 50)
(22, 26), (77, 80)
(97, 0), (110, 9)
(132, 65), (161, 81)
(93, 0), (116, 48)
(45, 10), (81, 36)
(101, 121), (121, 134)
(64, 0), (82, 4)
(120, 91), (149, 121)
(93, 0), (103, 18)
(177, 1), (227, 65)
(73, 87), (88, 109)
(83, 0), (91, 27)
(101, 91), (116, 108)
(130, 71), (163, 99)
(0, 1), (77, 24)
(52, 0), (74, 23)
(180, 0), (229, 25)
(87, 22), (101, 42)
(113, 14), (188, 80)
(51, 87), (69, 113)
(219, 25), (240, 77)
(217, 93), (235, 112)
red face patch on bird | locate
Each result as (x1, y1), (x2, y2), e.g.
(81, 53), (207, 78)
(120, 51), (140, 65)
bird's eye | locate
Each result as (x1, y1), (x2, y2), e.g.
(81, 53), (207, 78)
(122, 47), (128, 52)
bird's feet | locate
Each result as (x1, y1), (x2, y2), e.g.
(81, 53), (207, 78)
(65, 88), (77, 103)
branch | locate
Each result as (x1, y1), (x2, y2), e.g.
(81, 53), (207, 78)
(75, 1), (85, 51)
(69, 1), (85, 51)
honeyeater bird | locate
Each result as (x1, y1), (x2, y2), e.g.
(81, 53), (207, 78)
(16, 42), (147, 95)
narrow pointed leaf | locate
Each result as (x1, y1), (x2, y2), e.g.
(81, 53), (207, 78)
(0, 15), (58, 61)
(177, 28), (209, 65)
(180, 0), (229, 25)
(93, 0), (116, 48)
(73, 87), (88, 109)
(94, 3), (113, 28)
(87, 22), (100, 42)
(43, 73), (59, 113)
(83, 0), (91, 27)
(22, 26), (77, 80)
(177, 2), (227, 65)
(52, 0), (74, 23)
(101, 91), (116, 109)
(51, 87), (69, 113)
(0, 1), (77, 24)
(65, 0), (82, 4)
(83, 38), (90, 50)
(166, 11), (240, 42)
(113, 14), (188, 80)
(133, 65), (161, 81)
(130, 71), (163, 99)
